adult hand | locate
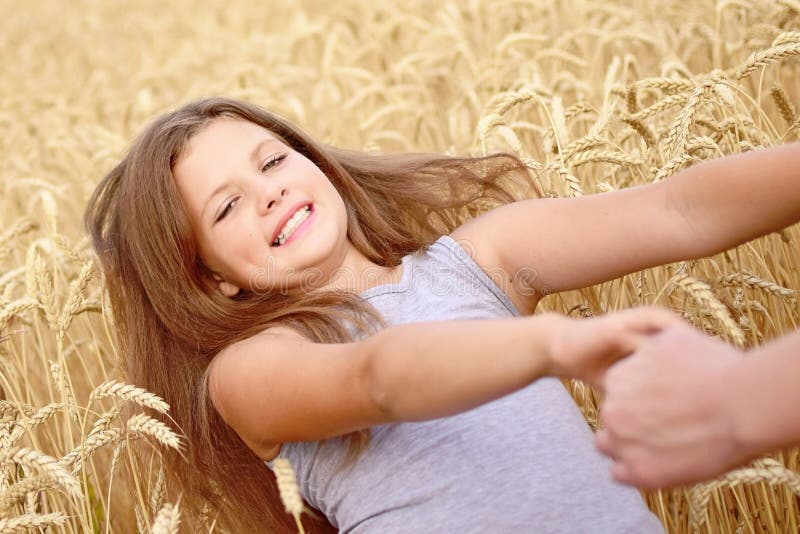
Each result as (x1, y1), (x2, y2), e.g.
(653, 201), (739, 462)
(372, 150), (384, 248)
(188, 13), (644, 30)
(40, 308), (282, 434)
(548, 306), (684, 389)
(596, 324), (750, 488)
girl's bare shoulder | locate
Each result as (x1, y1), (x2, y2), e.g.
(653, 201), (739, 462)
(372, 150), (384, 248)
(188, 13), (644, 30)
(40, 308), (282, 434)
(206, 322), (388, 456)
(450, 221), (540, 315)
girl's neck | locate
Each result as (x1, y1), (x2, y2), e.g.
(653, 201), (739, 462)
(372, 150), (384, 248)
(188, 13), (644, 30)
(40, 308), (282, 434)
(320, 241), (403, 294)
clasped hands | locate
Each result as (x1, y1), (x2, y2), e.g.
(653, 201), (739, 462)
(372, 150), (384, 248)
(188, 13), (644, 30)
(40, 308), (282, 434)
(549, 307), (750, 489)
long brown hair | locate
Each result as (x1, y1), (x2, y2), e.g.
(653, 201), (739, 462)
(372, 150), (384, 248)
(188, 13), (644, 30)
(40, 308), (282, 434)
(84, 96), (537, 532)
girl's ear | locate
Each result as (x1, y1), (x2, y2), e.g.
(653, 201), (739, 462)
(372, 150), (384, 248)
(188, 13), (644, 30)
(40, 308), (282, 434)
(212, 273), (241, 297)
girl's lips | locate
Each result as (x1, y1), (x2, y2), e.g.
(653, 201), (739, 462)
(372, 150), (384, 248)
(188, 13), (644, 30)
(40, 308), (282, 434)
(276, 205), (316, 247)
(272, 201), (313, 244)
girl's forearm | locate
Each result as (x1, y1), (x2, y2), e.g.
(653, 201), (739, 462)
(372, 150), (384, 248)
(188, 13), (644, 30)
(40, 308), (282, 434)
(669, 142), (800, 257)
(729, 328), (800, 457)
(365, 314), (565, 422)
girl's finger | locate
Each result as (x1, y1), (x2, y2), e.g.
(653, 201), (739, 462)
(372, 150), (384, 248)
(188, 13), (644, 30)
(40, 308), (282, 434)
(610, 460), (636, 486)
(594, 428), (616, 458)
(614, 332), (650, 358)
(624, 307), (684, 334)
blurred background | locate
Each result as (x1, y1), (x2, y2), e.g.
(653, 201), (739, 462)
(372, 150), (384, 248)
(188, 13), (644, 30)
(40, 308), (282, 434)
(1, 0), (799, 532)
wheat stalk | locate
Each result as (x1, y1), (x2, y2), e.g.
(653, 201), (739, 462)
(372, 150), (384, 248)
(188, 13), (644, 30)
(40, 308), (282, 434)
(273, 458), (306, 534)
(151, 502), (181, 534)
(550, 95), (569, 149)
(715, 272), (797, 300)
(545, 163), (584, 197)
(89, 381), (169, 413)
(60, 428), (121, 475)
(654, 153), (698, 181)
(1, 448), (80, 497)
(666, 274), (746, 346)
(150, 465), (166, 514)
(689, 458), (800, 529)
(568, 149), (642, 168)
(135, 504), (148, 534)
(486, 85), (551, 116)
(0, 512), (67, 533)
(620, 117), (656, 147)
(51, 234), (85, 264)
(0, 218), (38, 263)
(110, 440), (127, 474)
(733, 42), (800, 80)
(0, 298), (37, 333)
(663, 79), (715, 158)
(88, 408), (122, 436)
(632, 77), (694, 94)
(48, 361), (79, 423)
(564, 101), (597, 120)
(57, 260), (94, 334)
(625, 85), (638, 113)
(773, 31), (800, 46)
(0, 266), (26, 300)
(4, 0), (800, 531)
(27, 251), (59, 329)
(561, 135), (606, 160)
(722, 458), (800, 493)
(0, 476), (57, 514)
(126, 414), (182, 451)
(0, 402), (34, 421)
(629, 93), (690, 121)
(769, 83), (797, 126)
(7, 403), (65, 445)
(685, 135), (718, 155)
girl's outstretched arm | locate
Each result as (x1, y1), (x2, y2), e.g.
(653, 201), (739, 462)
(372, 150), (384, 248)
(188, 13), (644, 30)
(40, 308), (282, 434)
(452, 142), (800, 312)
(208, 308), (678, 458)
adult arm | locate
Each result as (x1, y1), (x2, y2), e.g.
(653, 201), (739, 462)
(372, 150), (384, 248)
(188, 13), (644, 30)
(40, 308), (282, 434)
(452, 143), (800, 313)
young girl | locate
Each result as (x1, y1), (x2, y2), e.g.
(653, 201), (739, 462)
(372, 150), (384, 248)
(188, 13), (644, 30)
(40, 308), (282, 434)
(84, 96), (799, 533)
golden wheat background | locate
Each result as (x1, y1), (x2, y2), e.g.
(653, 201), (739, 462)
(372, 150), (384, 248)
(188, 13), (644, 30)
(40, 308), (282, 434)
(1, 0), (799, 532)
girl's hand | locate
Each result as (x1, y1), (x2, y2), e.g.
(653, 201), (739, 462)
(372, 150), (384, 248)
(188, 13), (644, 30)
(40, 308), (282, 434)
(595, 324), (747, 488)
(548, 307), (684, 388)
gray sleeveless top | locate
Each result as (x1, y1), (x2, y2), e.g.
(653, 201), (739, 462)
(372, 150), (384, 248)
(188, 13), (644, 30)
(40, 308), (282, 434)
(267, 235), (664, 533)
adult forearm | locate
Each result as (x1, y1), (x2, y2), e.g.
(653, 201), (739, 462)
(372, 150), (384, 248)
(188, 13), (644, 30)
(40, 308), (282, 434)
(730, 328), (800, 457)
(669, 142), (800, 256)
(366, 313), (564, 422)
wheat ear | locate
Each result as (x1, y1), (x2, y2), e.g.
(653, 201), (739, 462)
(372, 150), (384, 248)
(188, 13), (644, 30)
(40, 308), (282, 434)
(151, 502), (181, 534)
(1, 448), (80, 497)
(126, 413), (182, 451)
(60, 428), (121, 475)
(0, 475), (56, 514)
(667, 275), (746, 346)
(0, 512), (67, 533)
(769, 83), (797, 125)
(734, 42), (800, 79)
(89, 380), (169, 413)
(273, 458), (306, 534)
(715, 272), (797, 300)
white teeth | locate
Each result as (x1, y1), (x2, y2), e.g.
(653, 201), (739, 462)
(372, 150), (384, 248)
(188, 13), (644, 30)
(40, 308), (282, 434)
(275, 206), (311, 245)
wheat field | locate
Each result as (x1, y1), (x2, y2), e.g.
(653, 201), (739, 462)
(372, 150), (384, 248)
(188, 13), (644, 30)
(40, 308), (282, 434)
(1, 0), (799, 532)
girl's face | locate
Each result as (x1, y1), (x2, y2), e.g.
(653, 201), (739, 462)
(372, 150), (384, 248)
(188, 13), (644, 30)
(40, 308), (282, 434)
(173, 117), (350, 296)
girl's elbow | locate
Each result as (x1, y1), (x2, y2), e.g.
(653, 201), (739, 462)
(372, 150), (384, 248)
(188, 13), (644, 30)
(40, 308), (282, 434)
(361, 330), (400, 421)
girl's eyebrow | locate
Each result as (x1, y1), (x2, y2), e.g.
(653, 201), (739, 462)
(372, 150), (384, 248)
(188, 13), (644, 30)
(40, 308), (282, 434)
(202, 138), (283, 221)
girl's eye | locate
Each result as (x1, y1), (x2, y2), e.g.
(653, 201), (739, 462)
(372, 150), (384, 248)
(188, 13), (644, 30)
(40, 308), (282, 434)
(214, 153), (286, 224)
(261, 153), (287, 173)
(216, 198), (238, 223)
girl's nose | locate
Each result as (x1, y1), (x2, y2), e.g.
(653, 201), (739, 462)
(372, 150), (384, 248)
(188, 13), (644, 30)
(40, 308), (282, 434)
(259, 186), (288, 215)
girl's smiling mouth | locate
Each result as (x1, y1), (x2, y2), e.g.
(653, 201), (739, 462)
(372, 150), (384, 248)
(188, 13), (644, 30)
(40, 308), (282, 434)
(272, 203), (315, 247)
